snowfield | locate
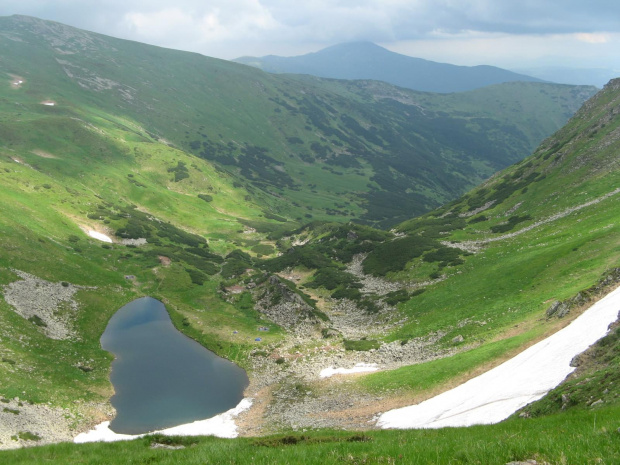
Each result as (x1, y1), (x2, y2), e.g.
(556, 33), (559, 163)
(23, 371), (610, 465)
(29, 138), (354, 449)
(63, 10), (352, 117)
(320, 363), (378, 378)
(377, 286), (620, 429)
(87, 230), (113, 243)
(74, 398), (252, 443)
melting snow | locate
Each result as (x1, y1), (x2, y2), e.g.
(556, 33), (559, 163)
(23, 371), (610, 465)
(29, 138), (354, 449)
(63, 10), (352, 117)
(87, 230), (113, 243)
(74, 398), (252, 443)
(377, 286), (620, 429)
(320, 363), (379, 378)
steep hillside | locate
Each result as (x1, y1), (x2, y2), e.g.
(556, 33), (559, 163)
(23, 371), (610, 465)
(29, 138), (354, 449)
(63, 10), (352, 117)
(0, 15), (596, 227)
(234, 41), (544, 93)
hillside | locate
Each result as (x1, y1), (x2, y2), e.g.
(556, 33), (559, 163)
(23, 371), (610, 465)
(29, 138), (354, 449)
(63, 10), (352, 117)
(0, 14), (618, 462)
(1, 68), (619, 460)
(212, 79), (620, 440)
(0, 15), (596, 228)
(234, 41), (544, 93)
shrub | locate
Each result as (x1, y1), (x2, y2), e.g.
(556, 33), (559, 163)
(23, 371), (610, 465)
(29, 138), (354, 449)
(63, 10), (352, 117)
(384, 289), (410, 306)
(264, 212), (288, 223)
(422, 246), (462, 264)
(363, 235), (436, 276)
(28, 315), (47, 327)
(331, 287), (362, 301)
(186, 268), (208, 285)
(251, 244), (275, 256)
(490, 215), (532, 233)
(306, 267), (358, 291)
(344, 339), (380, 351)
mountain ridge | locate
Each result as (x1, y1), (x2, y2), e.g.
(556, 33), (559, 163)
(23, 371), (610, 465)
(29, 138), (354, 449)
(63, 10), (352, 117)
(0, 14), (596, 228)
(234, 41), (545, 93)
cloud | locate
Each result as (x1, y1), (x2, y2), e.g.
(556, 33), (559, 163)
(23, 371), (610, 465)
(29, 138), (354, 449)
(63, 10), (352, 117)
(121, 1), (279, 49)
(575, 33), (610, 44)
(1, 0), (619, 64)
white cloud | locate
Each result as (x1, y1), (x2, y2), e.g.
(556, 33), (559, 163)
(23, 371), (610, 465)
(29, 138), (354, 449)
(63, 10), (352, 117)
(1, 0), (620, 66)
(384, 31), (620, 69)
(575, 33), (610, 44)
(122, 1), (279, 47)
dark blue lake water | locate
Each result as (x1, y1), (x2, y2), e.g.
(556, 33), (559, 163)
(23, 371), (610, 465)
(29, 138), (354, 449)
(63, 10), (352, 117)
(101, 297), (248, 435)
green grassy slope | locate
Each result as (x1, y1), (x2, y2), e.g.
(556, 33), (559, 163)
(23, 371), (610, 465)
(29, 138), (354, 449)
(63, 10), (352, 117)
(0, 75), (300, 416)
(260, 79), (620, 405)
(0, 15), (597, 227)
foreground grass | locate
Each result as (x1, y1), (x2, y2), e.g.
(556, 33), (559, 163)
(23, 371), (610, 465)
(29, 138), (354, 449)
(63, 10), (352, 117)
(2, 405), (618, 464)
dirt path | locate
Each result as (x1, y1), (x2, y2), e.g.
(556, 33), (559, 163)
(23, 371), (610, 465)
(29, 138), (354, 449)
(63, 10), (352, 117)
(444, 187), (620, 252)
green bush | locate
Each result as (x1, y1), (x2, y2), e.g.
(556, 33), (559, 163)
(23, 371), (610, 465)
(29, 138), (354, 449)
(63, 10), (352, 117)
(264, 212), (288, 223)
(28, 315), (47, 327)
(422, 246), (462, 264)
(384, 289), (410, 306)
(306, 267), (358, 291)
(251, 244), (275, 256)
(168, 161), (189, 182)
(186, 268), (208, 285)
(331, 287), (362, 301)
(490, 215), (532, 233)
(363, 235), (436, 276)
(344, 339), (380, 351)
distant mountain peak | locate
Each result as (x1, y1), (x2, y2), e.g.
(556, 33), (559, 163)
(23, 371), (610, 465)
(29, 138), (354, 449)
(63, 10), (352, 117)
(234, 42), (544, 93)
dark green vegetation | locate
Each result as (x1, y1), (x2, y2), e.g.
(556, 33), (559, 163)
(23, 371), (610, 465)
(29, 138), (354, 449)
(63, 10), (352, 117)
(235, 41), (545, 93)
(0, 13), (619, 462)
(0, 15), (596, 228)
(3, 407), (619, 464)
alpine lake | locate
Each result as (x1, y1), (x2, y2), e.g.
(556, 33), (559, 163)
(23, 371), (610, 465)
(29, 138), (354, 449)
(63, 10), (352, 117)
(101, 297), (248, 434)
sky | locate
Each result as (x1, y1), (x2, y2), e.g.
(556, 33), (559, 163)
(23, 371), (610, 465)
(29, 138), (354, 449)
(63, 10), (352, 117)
(1, 1), (619, 74)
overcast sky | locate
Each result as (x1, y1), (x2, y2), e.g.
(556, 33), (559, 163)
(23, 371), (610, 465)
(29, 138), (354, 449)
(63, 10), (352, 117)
(1, 1), (619, 72)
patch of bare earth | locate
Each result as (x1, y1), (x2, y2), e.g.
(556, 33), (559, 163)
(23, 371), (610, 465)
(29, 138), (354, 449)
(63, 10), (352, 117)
(9, 75), (24, 89)
(2, 270), (85, 340)
(31, 149), (58, 159)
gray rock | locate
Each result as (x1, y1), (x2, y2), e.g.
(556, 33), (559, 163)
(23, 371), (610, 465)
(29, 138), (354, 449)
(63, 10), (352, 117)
(545, 301), (561, 317)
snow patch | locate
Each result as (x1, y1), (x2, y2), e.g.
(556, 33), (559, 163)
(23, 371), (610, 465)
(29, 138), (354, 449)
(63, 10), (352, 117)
(320, 363), (378, 378)
(88, 230), (113, 243)
(377, 286), (620, 430)
(74, 398), (252, 444)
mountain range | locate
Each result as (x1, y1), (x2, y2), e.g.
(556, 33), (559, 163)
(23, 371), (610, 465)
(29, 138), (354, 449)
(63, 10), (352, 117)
(0, 15), (618, 463)
(0, 16), (596, 228)
(234, 41), (545, 93)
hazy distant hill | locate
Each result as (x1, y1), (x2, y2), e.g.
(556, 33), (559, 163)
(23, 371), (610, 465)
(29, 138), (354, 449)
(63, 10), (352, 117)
(234, 42), (544, 93)
(512, 66), (618, 87)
